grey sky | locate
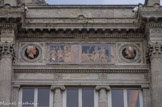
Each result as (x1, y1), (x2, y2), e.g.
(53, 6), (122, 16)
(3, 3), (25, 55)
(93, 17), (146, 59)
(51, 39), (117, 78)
(46, 0), (162, 5)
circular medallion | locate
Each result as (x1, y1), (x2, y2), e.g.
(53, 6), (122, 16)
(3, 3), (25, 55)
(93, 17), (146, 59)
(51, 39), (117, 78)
(119, 44), (140, 63)
(21, 44), (42, 62)
(122, 46), (136, 59)
(25, 46), (39, 59)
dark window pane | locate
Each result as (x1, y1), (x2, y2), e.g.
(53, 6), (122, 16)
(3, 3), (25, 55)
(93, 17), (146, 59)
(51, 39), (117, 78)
(22, 88), (34, 107)
(38, 88), (50, 107)
(127, 90), (140, 107)
(112, 90), (124, 107)
(67, 88), (78, 107)
(82, 89), (94, 107)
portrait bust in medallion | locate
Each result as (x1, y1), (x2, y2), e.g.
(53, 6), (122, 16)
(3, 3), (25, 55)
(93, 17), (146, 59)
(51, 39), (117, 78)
(122, 46), (136, 59)
(25, 45), (39, 59)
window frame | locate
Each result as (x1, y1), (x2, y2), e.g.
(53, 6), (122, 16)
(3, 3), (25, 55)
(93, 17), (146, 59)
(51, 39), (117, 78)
(108, 88), (143, 107)
(19, 87), (53, 107)
(63, 87), (98, 107)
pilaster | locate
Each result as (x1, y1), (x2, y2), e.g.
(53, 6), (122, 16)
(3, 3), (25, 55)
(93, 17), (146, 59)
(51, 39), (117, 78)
(96, 86), (110, 107)
(51, 85), (65, 107)
(11, 85), (20, 107)
(0, 41), (15, 107)
(148, 42), (162, 107)
(141, 85), (151, 107)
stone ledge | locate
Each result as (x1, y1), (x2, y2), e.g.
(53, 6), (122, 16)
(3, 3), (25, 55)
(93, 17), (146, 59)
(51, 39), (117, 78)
(14, 69), (149, 73)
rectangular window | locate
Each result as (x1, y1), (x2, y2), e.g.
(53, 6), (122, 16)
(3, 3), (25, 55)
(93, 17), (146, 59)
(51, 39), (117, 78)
(38, 88), (50, 107)
(22, 88), (34, 107)
(127, 90), (140, 107)
(21, 88), (50, 107)
(110, 89), (143, 107)
(66, 88), (95, 107)
(111, 90), (124, 107)
(67, 88), (78, 107)
(82, 89), (94, 107)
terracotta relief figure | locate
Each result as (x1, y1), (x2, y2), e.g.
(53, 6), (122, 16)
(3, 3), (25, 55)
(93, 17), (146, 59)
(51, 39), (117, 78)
(92, 47), (100, 62)
(50, 48), (57, 61)
(63, 45), (72, 63)
(99, 47), (108, 63)
(57, 47), (64, 62)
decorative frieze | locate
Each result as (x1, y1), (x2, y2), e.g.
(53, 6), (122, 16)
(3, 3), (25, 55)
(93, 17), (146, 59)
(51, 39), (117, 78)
(0, 41), (15, 59)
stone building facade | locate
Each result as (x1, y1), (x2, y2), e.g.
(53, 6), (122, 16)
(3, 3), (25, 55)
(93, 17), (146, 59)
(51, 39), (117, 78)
(0, 0), (162, 107)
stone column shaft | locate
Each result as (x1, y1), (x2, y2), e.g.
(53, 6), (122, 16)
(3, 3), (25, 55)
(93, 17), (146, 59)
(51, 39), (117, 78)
(0, 42), (15, 107)
(51, 85), (65, 107)
(149, 42), (162, 107)
(142, 85), (151, 107)
(11, 85), (20, 107)
(96, 86), (110, 107)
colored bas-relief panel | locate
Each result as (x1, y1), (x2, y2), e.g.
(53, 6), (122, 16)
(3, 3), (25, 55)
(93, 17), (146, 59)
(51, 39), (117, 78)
(48, 44), (114, 64)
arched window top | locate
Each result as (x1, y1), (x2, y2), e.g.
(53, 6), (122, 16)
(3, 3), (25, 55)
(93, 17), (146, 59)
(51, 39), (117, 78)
(46, 0), (145, 5)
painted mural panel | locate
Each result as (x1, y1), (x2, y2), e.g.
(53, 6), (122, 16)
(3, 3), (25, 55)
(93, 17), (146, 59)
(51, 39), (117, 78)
(48, 43), (114, 64)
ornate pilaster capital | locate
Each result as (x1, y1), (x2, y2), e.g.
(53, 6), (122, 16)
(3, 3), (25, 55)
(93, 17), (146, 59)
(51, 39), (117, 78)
(51, 85), (65, 91)
(0, 41), (15, 60)
(148, 42), (162, 59)
(96, 85), (110, 91)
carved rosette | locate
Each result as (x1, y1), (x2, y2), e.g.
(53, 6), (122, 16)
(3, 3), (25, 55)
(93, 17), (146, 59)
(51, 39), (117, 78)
(148, 42), (162, 59)
(0, 41), (15, 60)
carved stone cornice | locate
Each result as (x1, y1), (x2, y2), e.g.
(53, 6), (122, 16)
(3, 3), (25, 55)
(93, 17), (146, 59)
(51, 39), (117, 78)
(0, 41), (15, 59)
(0, 4), (24, 23)
(96, 85), (110, 91)
(148, 42), (162, 59)
(51, 85), (65, 91)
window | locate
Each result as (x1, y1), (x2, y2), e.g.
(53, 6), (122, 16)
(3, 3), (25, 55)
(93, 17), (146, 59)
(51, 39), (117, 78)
(64, 88), (97, 107)
(108, 89), (143, 107)
(20, 88), (51, 107)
